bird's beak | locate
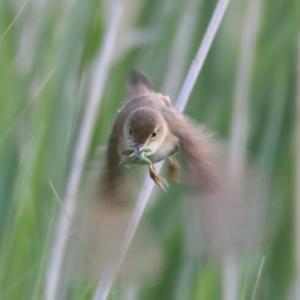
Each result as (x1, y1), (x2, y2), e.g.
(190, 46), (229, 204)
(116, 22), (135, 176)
(134, 143), (144, 157)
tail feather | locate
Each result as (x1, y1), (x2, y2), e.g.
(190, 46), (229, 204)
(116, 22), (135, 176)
(129, 70), (151, 95)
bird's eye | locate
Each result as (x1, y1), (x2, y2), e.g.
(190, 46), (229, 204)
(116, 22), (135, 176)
(129, 129), (132, 135)
(151, 131), (157, 138)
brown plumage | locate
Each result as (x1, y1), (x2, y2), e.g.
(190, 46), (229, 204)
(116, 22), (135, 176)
(101, 70), (217, 199)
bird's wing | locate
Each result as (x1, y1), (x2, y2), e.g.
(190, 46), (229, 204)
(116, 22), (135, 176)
(101, 125), (123, 195)
(161, 107), (218, 191)
(100, 128), (137, 203)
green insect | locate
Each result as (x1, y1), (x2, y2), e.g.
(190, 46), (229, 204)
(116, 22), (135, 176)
(128, 149), (152, 165)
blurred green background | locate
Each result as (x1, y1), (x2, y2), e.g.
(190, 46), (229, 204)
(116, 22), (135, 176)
(0, 0), (299, 299)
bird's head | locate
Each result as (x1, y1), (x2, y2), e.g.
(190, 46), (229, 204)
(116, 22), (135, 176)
(123, 107), (168, 162)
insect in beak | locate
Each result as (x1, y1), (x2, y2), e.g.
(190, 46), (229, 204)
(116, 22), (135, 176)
(126, 144), (152, 164)
(127, 144), (143, 158)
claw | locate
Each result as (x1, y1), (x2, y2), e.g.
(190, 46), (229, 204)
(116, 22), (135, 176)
(154, 176), (169, 191)
(149, 165), (169, 191)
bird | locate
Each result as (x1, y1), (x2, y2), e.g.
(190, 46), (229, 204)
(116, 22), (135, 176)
(101, 70), (217, 198)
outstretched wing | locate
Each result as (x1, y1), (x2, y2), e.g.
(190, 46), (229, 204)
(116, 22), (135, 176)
(161, 107), (218, 191)
(101, 125), (122, 195)
(101, 126), (137, 203)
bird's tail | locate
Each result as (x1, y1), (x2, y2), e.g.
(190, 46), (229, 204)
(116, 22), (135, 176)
(128, 70), (152, 96)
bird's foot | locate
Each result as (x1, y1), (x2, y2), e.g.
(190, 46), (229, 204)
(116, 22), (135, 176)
(148, 165), (169, 191)
(167, 156), (180, 183)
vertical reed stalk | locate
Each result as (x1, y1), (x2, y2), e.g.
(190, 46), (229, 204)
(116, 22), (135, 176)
(162, 0), (200, 97)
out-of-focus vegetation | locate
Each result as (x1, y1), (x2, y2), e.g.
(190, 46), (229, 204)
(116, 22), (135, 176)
(0, 0), (299, 299)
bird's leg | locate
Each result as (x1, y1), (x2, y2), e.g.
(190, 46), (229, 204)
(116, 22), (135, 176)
(166, 156), (180, 183)
(148, 164), (169, 191)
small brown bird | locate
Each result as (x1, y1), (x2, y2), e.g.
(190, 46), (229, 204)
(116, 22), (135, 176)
(102, 70), (216, 196)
